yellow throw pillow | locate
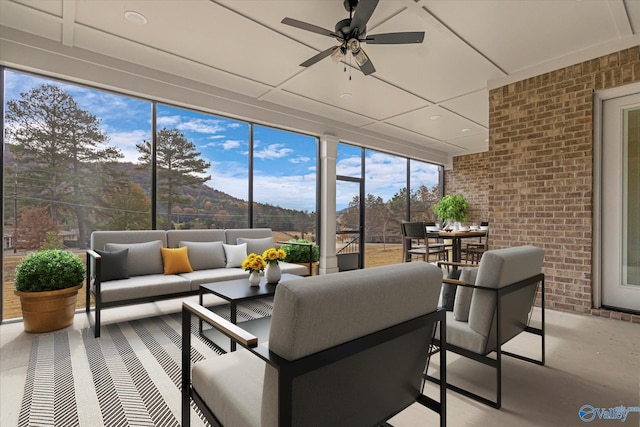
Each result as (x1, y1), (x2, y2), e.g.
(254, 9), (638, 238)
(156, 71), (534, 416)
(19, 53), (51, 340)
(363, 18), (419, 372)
(160, 246), (193, 275)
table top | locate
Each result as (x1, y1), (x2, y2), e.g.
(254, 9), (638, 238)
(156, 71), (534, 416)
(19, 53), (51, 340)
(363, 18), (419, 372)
(200, 273), (300, 302)
(438, 230), (487, 238)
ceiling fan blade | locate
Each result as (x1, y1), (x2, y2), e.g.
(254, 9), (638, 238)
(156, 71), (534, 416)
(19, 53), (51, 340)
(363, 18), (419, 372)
(350, 0), (379, 35)
(282, 17), (339, 38)
(365, 31), (425, 44)
(300, 46), (340, 67)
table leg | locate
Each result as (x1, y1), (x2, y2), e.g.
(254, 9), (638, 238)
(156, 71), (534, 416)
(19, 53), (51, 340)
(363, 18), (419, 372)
(198, 290), (203, 333)
(230, 302), (237, 352)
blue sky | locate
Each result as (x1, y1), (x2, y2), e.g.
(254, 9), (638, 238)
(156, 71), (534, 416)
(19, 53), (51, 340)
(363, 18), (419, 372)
(4, 70), (439, 212)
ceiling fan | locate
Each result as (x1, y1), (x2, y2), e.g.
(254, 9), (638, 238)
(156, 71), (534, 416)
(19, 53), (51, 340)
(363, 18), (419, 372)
(281, 0), (425, 76)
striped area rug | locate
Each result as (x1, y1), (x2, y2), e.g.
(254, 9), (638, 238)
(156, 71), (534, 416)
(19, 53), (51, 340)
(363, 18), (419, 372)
(18, 299), (273, 427)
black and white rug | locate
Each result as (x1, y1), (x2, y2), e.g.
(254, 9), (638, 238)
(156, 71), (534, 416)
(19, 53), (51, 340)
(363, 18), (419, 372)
(18, 299), (274, 427)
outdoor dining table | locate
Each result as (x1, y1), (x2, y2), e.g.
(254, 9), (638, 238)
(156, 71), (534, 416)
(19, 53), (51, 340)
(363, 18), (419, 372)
(438, 230), (487, 265)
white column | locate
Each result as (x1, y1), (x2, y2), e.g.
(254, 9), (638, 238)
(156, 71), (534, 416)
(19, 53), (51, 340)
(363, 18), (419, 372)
(319, 134), (339, 274)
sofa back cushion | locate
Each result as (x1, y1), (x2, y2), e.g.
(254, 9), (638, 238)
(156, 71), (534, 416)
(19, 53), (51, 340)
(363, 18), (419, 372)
(224, 228), (272, 245)
(105, 240), (164, 277)
(166, 229), (226, 248)
(236, 236), (275, 256)
(178, 241), (226, 270)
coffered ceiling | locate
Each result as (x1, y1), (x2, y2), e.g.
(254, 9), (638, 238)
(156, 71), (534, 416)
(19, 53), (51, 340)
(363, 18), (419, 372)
(1, 0), (639, 165)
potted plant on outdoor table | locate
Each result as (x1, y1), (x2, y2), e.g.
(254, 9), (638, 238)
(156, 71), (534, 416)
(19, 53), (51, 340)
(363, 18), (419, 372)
(433, 194), (469, 231)
(14, 249), (86, 333)
(242, 253), (266, 287)
(262, 247), (286, 284)
(280, 239), (320, 276)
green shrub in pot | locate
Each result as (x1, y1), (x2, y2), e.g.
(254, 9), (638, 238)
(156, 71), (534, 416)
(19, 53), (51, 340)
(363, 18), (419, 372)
(14, 249), (85, 292)
(280, 239), (319, 263)
(433, 194), (469, 224)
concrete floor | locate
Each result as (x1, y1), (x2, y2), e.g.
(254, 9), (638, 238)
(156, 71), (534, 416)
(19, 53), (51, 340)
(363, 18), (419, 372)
(1, 298), (639, 426)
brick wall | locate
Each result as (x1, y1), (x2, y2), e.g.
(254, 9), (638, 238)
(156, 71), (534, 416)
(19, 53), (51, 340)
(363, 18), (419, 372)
(446, 46), (640, 321)
(444, 151), (489, 224)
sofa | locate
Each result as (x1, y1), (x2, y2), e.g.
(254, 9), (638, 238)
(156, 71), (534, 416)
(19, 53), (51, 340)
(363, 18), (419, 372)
(86, 228), (308, 337)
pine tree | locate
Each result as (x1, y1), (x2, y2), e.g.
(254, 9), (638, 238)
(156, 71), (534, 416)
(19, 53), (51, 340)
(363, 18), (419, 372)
(137, 128), (211, 229)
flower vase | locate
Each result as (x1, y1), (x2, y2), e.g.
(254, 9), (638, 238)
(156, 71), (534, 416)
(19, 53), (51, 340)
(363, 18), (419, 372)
(248, 271), (261, 287)
(265, 263), (281, 284)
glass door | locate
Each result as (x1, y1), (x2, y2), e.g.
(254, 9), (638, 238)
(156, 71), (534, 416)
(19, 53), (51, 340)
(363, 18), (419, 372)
(601, 93), (640, 312)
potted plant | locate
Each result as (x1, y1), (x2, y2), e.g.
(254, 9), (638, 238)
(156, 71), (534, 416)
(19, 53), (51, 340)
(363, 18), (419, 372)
(280, 239), (320, 275)
(14, 249), (86, 333)
(433, 194), (469, 230)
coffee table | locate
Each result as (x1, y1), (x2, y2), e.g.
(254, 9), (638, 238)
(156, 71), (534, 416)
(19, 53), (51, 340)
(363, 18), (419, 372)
(199, 273), (299, 352)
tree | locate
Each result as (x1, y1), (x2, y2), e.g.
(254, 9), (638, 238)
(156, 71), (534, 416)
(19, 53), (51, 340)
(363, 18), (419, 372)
(137, 128), (211, 229)
(101, 182), (151, 230)
(5, 84), (123, 246)
(16, 206), (58, 250)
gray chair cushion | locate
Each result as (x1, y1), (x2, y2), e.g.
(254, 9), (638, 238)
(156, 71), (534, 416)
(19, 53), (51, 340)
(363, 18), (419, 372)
(453, 267), (478, 321)
(468, 245), (544, 338)
(179, 241), (226, 270)
(236, 237), (275, 256)
(95, 248), (129, 282)
(192, 349), (264, 427)
(105, 240), (164, 277)
(268, 262), (442, 361)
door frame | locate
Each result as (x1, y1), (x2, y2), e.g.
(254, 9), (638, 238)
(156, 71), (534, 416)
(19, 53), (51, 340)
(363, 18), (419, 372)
(593, 81), (640, 309)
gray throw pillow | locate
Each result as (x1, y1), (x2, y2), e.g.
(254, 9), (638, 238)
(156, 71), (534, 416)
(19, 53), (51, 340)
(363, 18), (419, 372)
(453, 267), (478, 322)
(105, 240), (164, 277)
(440, 269), (461, 311)
(95, 248), (129, 282)
(178, 241), (225, 270)
(236, 237), (275, 256)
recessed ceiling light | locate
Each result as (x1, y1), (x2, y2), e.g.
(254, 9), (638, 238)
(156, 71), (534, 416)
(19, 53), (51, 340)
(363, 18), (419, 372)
(430, 115), (441, 120)
(461, 128), (471, 132)
(339, 93), (352, 100)
(124, 10), (147, 25)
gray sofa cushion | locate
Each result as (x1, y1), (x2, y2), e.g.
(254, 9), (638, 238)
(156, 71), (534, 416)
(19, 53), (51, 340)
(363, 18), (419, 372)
(95, 248), (129, 282)
(236, 237), (275, 256)
(99, 273), (190, 303)
(453, 267), (478, 321)
(167, 229), (226, 248)
(179, 241), (226, 270)
(225, 228), (272, 245)
(105, 240), (164, 277)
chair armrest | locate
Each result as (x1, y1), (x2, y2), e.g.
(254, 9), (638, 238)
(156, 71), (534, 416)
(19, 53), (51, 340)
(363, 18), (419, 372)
(182, 301), (258, 348)
(86, 249), (102, 290)
(442, 278), (477, 289)
(438, 261), (479, 268)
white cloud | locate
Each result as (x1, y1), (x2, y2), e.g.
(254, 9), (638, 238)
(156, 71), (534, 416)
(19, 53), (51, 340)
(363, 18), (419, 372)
(178, 118), (226, 134)
(157, 115), (181, 127)
(222, 140), (242, 150)
(254, 143), (293, 160)
(290, 156), (310, 164)
(108, 129), (150, 163)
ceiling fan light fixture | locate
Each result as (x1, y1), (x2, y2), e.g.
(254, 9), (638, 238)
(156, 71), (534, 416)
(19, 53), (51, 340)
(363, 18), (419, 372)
(330, 46), (345, 63)
(353, 48), (369, 66)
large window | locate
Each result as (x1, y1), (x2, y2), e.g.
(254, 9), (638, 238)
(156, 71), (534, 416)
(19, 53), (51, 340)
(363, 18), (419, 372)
(1, 69), (319, 320)
(252, 126), (317, 240)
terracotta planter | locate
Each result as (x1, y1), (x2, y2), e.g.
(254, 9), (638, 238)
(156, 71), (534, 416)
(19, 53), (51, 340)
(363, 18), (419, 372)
(14, 284), (82, 333)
